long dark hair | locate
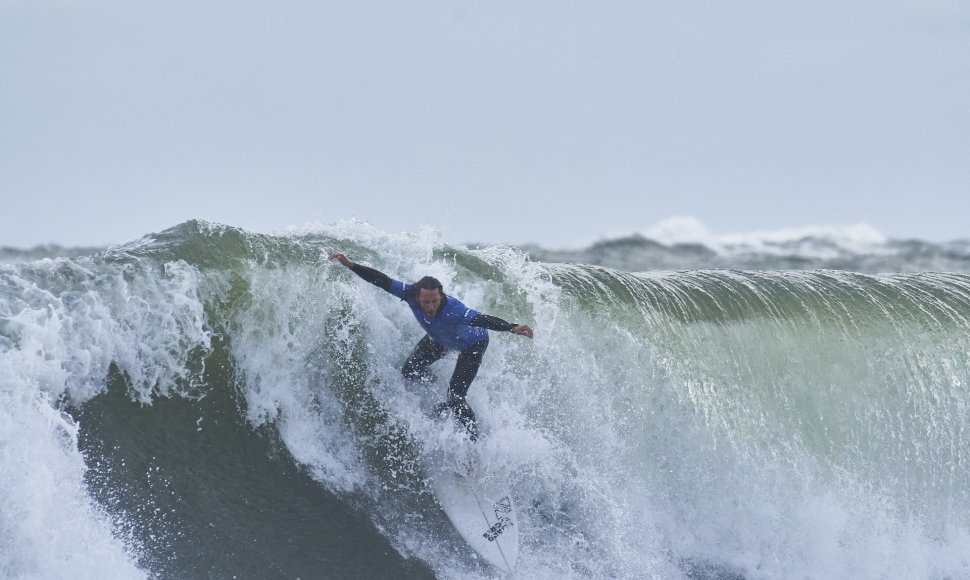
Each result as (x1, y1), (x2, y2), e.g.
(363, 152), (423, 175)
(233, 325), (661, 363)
(407, 276), (445, 299)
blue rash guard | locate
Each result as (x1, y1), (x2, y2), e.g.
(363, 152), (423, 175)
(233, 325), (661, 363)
(387, 279), (487, 351)
(344, 261), (518, 346)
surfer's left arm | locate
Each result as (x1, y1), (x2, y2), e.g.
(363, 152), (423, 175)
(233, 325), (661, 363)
(470, 314), (534, 339)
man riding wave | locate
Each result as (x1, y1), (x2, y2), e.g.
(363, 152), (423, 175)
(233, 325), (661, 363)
(329, 253), (534, 439)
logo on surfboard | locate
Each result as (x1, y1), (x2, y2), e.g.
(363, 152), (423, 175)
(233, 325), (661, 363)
(483, 496), (514, 542)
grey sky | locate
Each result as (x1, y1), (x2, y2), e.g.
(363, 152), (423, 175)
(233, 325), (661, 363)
(2, 0), (968, 248)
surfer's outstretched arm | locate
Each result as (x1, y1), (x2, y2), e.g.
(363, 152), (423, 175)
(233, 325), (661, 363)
(328, 253), (355, 268)
(328, 253), (393, 292)
(329, 253), (533, 337)
(470, 314), (534, 339)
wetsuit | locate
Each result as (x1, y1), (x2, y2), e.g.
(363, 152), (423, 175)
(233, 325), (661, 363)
(347, 263), (520, 437)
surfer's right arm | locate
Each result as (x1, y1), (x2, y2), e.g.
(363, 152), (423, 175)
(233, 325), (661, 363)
(328, 254), (393, 292)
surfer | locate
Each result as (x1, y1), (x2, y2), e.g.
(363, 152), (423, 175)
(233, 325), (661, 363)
(328, 253), (534, 439)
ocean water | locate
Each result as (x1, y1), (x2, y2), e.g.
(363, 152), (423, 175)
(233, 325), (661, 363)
(2, 218), (970, 579)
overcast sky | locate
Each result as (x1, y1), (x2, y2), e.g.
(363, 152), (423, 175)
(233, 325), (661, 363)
(2, 0), (968, 248)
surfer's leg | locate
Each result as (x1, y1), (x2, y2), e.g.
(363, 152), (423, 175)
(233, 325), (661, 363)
(443, 336), (488, 438)
(448, 336), (488, 399)
(402, 335), (446, 384)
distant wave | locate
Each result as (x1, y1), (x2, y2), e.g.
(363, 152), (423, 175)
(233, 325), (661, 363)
(0, 243), (106, 263)
(519, 217), (970, 273)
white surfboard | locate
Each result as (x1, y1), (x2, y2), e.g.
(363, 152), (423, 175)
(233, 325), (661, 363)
(430, 455), (519, 574)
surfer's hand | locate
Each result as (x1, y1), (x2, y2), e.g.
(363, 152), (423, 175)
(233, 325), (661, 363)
(511, 325), (534, 339)
(328, 253), (355, 268)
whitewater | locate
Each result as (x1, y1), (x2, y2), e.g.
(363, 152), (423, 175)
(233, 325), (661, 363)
(3, 218), (970, 579)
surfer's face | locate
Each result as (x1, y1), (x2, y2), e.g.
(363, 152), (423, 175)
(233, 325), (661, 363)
(418, 288), (443, 317)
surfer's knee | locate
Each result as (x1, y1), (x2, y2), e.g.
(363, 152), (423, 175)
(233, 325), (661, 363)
(402, 363), (435, 384)
(401, 362), (416, 379)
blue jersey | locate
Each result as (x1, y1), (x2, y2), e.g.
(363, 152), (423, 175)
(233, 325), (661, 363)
(387, 279), (487, 351)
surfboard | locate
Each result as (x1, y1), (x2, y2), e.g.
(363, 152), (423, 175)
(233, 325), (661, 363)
(430, 453), (519, 574)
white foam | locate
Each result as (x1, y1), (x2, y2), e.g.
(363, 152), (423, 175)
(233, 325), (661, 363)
(1, 255), (216, 578)
(0, 366), (146, 579)
(637, 216), (892, 258)
(642, 216), (720, 247)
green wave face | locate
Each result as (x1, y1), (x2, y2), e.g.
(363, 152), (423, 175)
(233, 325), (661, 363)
(4, 219), (970, 579)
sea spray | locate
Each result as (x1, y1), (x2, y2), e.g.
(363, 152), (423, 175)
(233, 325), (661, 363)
(552, 267), (970, 578)
(3, 220), (970, 578)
